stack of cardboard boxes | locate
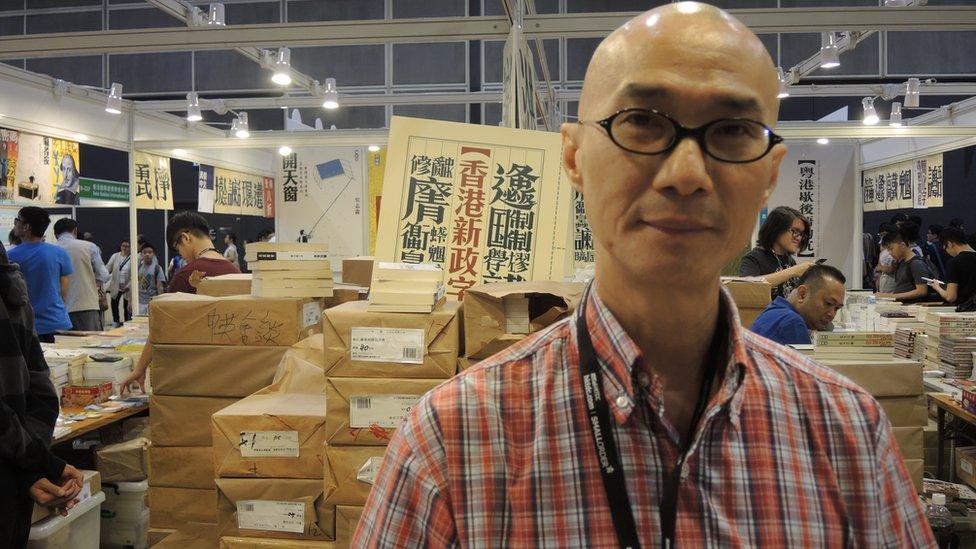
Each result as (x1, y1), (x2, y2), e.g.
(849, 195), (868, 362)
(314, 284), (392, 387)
(146, 293), (323, 534)
(820, 357), (925, 490)
(321, 296), (462, 547)
(248, 243), (333, 298)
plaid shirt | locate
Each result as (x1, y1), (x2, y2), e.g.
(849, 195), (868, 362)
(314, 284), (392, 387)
(355, 285), (935, 548)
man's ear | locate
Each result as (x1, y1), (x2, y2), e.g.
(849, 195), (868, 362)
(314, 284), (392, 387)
(760, 143), (788, 206)
(795, 284), (808, 302)
(561, 123), (584, 194)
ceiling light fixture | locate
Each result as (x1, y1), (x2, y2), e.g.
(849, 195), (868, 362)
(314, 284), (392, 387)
(172, 148), (187, 156)
(817, 138), (830, 145)
(271, 47), (292, 86)
(231, 112), (250, 138)
(105, 83), (123, 114)
(776, 67), (790, 99)
(861, 97), (879, 125)
(207, 3), (225, 26)
(819, 32), (840, 69)
(367, 145), (381, 152)
(278, 145), (293, 156)
(904, 77), (920, 108)
(186, 92), (203, 122)
(889, 102), (903, 126)
(319, 78), (339, 110)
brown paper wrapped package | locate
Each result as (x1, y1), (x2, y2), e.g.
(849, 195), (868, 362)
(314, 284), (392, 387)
(149, 293), (322, 346)
(220, 537), (336, 548)
(153, 523), (221, 548)
(216, 478), (335, 541)
(213, 393), (327, 479)
(905, 458), (923, 492)
(284, 334), (325, 368)
(463, 281), (584, 360)
(335, 505), (364, 549)
(324, 284), (368, 308)
(150, 395), (238, 446)
(892, 426), (924, 460)
(197, 274), (253, 297)
(151, 344), (289, 397)
(877, 395), (928, 427)
(323, 445), (387, 506)
(255, 354), (327, 395)
(149, 487), (218, 528)
(324, 377), (443, 445)
(96, 437), (149, 482)
(721, 278), (772, 326)
(323, 300), (460, 379)
(149, 446), (215, 489)
(341, 256), (374, 287)
(818, 358), (923, 397)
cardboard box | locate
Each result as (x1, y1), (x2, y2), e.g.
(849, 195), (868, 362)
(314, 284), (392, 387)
(457, 357), (477, 372)
(721, 277), (772, 327)
(220, 537), (336, 548)
(96, 437), (149, 482)
(906, 458), (923, 493)
(61, 380), (113, 407)
(213, 393), (327, 479)
(323, 445), (387, 506)
(153, 523), (220, 548)
(463, 281), (584, 360)
(197, 274), (253, 297)
(325, 377), (443, 445)
(323, 300), (460, 379)
(818, 358), (923, 397)
(31, 470), (101, 524)
(149, 293), (323, 347)
(335, 505), (364, 549)
(877, 395), (928, 427)
(892, 426), (924, 460)
(216, 478), (335, 541)
(957, 446), (976, 489)
(149, 446), (215, 489)
(152, 344), (289, 397)
(284, 334), (324, 369)
(149, 486), (218, 528)
(341, 257), (374, 287)
(150, 395), (238, 446)
(148, 527), (176, 547)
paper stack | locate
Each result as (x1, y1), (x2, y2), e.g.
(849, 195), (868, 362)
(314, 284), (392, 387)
(44, 348), (88, 387)
(83, 356), (134, 396)
(894, 328), (924, 359)
(367, 262), (445, 313)
(812, 331), (894, 361)
(247, 242), (333, 298)
(922, 312), (976, 373)
(939, 336), (976, 379)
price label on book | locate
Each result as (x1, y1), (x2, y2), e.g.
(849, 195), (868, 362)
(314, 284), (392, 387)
(237, 500), (305, 534)
(350, 328), (425, 364)
(349, 395), (420, 428)
(238, 431), (300, 458)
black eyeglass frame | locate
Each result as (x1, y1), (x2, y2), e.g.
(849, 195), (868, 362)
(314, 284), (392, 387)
(579, 107), (784, 164)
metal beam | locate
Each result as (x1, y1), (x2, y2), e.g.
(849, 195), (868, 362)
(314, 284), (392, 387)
(2, 7), (976, 60)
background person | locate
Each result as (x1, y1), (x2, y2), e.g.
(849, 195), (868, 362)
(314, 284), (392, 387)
(7, 229), (20, 251)
(105, 240), (133, 327)
(929, 227), (976, 305)
(739, 205), (812, 298)
(137, 243), (166, 315)
(750, 265), (846, 345)
(874, 223), (898, 293)
(877, 227), (933, 303)
(54, 218), (109, 332)
(223, 232), (240, 270)
(7, 207), (72, 343)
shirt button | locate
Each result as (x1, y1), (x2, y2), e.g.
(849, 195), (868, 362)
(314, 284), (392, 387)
(615, 395), (631, 409)
(680, 462), (690, 480)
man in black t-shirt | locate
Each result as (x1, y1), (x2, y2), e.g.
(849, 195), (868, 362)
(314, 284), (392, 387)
(930, 227), (976, 305)
(877, 228), (932, 303)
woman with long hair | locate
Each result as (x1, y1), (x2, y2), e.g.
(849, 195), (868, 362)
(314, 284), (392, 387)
(739, 206), (813, 298)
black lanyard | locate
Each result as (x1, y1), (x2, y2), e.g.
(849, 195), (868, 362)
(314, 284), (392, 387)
(576, 292), (721, 549)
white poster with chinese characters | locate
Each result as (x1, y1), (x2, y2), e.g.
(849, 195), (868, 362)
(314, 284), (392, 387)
(795, 159), (821, 259)
(213, 167), (269, 217)
(132, 151), (172, 210)
(375, 116), (571, 299)
(861, 170), (879, 212)
(862, 152), (943, 211)
(918, 153), (944, 208)
(573, 191), (595, 269)
(274, 146), (365, 265)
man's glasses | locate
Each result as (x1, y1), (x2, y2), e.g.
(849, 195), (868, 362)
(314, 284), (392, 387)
(170, 231), (186, 250)
(579, 108), (783, 164)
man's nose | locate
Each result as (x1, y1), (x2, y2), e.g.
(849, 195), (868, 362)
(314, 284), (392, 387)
(649, 137), (714, 196)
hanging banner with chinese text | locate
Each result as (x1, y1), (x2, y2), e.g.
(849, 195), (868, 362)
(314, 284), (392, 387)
(213, 166), (269, 216)
(375, 116), (571, 299)
(262, 177), (275, 218)
(13, 133), (81, 205)
(198, 164), (215, 213)
(796, 159), (820, 258)
(367, 148), (386, 254)
(917, 153), (944, 208)
(274, 146), (365, 264)
(50, 138), (80, 205)
(132, 151), (172, 210)
(0, 128), (18, 202)
(573, 191), (594, 268)
(862, 152), (943, 211)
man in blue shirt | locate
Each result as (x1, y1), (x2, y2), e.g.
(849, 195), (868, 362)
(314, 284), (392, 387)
(751, 264), (847, 346)
(7, 207), (73, 342)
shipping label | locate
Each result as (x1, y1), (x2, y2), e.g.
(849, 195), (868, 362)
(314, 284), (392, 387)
(237, 500), (305, 534)
(356, 456), (384, 485)
(302, 302), (322, 328)
(238, 431), (300, 458)
(349, 395), (420, 428)
(350, 327), (425, 364)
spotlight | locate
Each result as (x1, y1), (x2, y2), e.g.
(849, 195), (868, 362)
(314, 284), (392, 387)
(278, 145), (293, 156)
(817, 138), (829, 145)
(889, 102), (903, 126)
(232, 112), (250, 138)
(367, 145), (380, 152)
(172, 148), (187, 156)
(207, 3), (225, 26)
(776, 68), (790, 99)
(904, 78), (920, 108)
(320, 78), (339, 110)
(105, 83), (123, 114)
(186, 92), (203, 122)
(820, 32), (840, 69)
(271, 47), (292, 86)
(861, 97), (879, 125)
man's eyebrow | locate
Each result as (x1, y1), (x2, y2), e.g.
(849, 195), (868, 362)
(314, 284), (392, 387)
(619, 83), (764, 117)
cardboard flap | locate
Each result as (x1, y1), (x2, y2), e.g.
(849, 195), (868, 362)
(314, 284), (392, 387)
(256, 354), (327, 395)
(285, 334), (325, 368)
(465, 281), (584, 301)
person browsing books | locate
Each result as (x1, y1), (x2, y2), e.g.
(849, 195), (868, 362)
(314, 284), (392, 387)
(750, 264), (846, 345)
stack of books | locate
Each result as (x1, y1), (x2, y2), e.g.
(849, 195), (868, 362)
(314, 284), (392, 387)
(923, 312), (976, 372)
(368, 262), (445, 313)
(44, 348), (88, 391)
(246, 242), (333, 298)
(894, 328), (924, 359)
(812, 331), (894, 360)
(939, 336), (976, 379)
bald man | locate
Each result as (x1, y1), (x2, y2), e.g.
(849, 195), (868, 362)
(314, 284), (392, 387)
(355, 4), (933, 547)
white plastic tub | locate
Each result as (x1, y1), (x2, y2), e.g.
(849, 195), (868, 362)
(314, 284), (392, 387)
(28, 490), (106, 549)
(100, 508), (149, 549)
(100, 480), (150, 548)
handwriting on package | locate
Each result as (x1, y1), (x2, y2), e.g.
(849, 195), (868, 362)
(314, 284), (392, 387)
(238, 431), (300, 458)
(236, 500), (305, 534)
